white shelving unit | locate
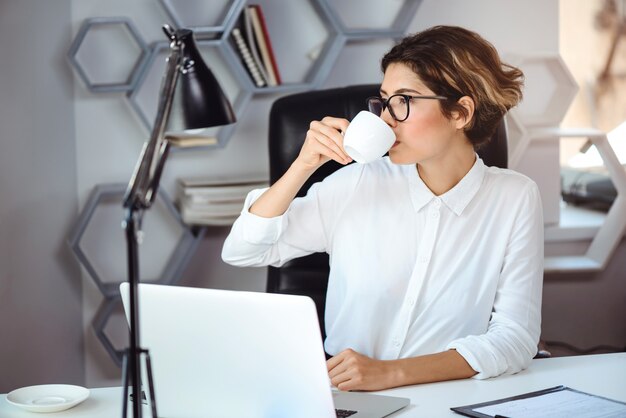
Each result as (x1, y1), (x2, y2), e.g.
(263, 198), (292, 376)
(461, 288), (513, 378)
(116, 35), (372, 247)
(545, 202), (606, 243)
(541, 128), (626, 273)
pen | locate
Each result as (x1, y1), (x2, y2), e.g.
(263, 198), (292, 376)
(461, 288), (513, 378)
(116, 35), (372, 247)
(494, 415), (511, 418)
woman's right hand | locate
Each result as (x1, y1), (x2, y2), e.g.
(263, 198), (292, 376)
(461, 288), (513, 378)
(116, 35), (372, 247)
(248, 117), (352, 218)
(294, 116), (353, 171)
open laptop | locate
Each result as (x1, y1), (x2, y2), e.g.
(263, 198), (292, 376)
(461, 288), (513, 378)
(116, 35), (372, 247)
(120, 283), (409, 418)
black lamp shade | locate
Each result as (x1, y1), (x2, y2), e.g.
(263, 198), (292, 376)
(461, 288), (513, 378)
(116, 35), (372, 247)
(166, 29), (236, 133)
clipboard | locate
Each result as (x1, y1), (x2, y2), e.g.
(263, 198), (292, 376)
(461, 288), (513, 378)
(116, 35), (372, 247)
(451, 385), (626, 417)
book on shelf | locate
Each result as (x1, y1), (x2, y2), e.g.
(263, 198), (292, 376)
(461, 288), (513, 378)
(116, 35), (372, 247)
(181, 201), (244, 218)
(180, 188), (254, 202)
(181, 211), (240, 226)
(178, 177), (267, 191)
(178, 175), (267, 188)
(247, 4), (282, 86)
(176, 176), (268, 220)
(165, 134), (218, 148)
(242, 6), (270, 85)
(231, 27), (266, 87)
(177, 176), (267, 226)
(180, 193), (246, 205)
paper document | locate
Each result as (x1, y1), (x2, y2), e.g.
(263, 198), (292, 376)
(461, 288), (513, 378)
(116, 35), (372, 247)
(452, 386), (626, 418)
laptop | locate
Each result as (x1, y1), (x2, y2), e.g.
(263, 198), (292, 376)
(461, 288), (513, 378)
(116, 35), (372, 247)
(120, 283), (410, 418)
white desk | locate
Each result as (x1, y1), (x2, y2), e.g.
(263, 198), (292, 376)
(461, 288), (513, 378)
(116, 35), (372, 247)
(2, 353), (625, 417)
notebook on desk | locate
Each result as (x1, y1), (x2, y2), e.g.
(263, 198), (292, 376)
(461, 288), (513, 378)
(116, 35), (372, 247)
(120, 283), (409, 418)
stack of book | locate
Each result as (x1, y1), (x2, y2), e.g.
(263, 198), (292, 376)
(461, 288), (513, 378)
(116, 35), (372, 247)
(230, 4), (282, 88)
(177, 176), (268, 226)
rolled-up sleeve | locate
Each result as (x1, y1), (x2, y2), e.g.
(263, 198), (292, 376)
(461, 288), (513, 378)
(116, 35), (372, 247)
(220, 187), (289, 267)
(446, 183), (544, 379)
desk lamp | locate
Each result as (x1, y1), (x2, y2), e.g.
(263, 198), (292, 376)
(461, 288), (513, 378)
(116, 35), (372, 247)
(122, 24), (235, 418)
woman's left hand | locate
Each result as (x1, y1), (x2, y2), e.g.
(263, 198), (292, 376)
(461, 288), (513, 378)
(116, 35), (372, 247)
(327, 348), (400, 391)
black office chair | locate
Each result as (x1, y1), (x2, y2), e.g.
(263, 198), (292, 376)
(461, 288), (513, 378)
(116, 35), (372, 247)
(266, 84), (511, 340)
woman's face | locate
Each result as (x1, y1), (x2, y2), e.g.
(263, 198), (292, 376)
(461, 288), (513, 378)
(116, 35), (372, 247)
(380, 62), (461, 165)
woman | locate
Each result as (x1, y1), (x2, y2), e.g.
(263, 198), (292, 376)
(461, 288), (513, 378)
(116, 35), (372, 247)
(222, 25), (543, 391)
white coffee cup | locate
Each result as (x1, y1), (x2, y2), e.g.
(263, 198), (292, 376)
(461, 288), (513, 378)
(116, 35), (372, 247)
(343, 111), (396, 164)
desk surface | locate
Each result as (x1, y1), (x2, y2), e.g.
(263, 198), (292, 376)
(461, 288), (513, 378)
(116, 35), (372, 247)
(1, 353), (625, 417)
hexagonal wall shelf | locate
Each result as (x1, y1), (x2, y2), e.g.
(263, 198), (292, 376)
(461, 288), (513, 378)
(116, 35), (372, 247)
(532, 128), (626, 272)
(127, 40), (250, 148)
(68, 17), (150, 93)
(323, 37), (398, 89)
(68, 183), (204, 299)
(220, 0), (344, 94)
(158, 0), (244, 35)
(93, 297), (127, 367)
(317, 0), (422, 38)
(506, 53), (578, 127)
(506, 110), (530, 169)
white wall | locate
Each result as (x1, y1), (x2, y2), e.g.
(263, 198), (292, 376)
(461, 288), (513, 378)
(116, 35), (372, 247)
(0, 0), (83, 392)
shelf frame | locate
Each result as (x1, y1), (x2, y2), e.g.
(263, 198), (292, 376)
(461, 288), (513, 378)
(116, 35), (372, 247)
(68, 17), (151, 93)
(537, 128), (626, 273)
(316, 0), (423, 39)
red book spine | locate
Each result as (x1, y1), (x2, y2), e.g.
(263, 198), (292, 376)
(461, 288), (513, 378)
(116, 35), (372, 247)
(252, 4), (282, 85)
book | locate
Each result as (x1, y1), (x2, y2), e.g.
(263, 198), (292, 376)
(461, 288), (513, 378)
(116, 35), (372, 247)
(165, 134), (218, 148)
(243, 6), (270, 85)
(179, 185), (264, 202)
(176, 176), (267, 226)
(178, 176), (267, 188)
(181, 201), (244, 217)
(248, 4), (280, 86)
(176, 177), (267, 204)
(181, 212), (240, 226)
(231, 27), (266, 87)
(251, 4), (282, 85)
(180, 192), (246, 203)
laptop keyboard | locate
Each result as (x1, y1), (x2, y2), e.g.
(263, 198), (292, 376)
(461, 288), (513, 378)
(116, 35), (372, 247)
(335, 409), (358, 417)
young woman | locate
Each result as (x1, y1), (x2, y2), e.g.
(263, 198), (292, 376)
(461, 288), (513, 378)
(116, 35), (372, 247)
(222, 25), (543, 391)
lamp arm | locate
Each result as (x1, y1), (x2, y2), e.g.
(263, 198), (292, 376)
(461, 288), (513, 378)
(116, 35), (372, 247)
(147, 140), (172, 205)
(123, 42), (182, 210)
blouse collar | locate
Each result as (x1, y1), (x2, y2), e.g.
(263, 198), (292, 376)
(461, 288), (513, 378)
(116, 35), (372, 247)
(406, 155), (486, 216)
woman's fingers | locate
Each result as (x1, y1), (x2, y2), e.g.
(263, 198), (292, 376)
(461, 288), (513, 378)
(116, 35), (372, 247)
(326, 352), (345, 372)
(331, 369), (354, 391)
(327, 349), (394, 392)
(296, 116), (352, 169)
(327, 355), (352, 389)
(320, 116), (350, 137)
(311, 118), (352, 161)
(305, 119), (352, 163)
(308, 130), (351, 164)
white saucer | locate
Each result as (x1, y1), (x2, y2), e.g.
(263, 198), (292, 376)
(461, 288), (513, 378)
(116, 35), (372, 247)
(6, 384), (90, 413)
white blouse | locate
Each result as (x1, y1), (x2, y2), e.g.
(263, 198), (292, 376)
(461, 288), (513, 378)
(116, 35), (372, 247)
(222, 156), (544, 379)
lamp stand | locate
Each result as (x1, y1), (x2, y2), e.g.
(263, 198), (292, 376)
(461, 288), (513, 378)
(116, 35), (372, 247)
(121, 24), (182, 418)
(121, 207), (158, 418)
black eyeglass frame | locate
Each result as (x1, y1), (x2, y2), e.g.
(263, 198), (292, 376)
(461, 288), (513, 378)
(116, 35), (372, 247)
(366, 94), (448, 122)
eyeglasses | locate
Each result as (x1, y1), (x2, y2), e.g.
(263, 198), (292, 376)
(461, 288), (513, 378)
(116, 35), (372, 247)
(366, 94), (448, 122)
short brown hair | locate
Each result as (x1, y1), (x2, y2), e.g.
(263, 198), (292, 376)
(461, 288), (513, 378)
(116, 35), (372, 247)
(381, 25), (524, 148)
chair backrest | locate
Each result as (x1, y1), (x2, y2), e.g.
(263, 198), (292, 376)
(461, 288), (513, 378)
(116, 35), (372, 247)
(267, 84), (508, 341)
